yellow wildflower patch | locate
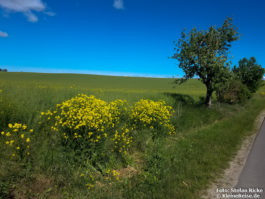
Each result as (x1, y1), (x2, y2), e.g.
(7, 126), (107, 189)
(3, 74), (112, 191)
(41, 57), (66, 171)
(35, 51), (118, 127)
(130, 99), (176, 135)
(41, 94), (128, 149)
(1, 123), (33, 159)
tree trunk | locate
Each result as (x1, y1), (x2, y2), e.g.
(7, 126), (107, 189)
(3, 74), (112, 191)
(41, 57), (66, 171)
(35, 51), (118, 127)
(205, 88), (213, 108)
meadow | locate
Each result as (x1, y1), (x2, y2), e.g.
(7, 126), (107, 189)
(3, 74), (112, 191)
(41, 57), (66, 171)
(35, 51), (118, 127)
(0, 72), (265, 199)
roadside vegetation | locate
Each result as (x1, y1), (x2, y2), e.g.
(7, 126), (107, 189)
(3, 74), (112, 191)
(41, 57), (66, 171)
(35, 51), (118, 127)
(0, 72), (265, 199)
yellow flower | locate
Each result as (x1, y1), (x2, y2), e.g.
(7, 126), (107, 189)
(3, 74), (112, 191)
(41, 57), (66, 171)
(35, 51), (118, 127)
(26, 138), (30, 143)
(21, 134), (24, 139)
(5, 141), (9, 145)
(29, 129), (34, 133)
(16, 146), (20, 150)
(80, 173), (85, 177)
(6, 132), (11, 137)
(27, 152), (30, 156)
(1, 131), (4, 135)
(8, 123), (13, 128)
(85, 183), (94, 189)
(22, 125), (27, 130)
(130, 99), (175, 135)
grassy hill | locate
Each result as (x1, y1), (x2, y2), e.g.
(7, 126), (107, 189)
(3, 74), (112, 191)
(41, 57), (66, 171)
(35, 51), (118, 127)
(0, 72), (205, 101)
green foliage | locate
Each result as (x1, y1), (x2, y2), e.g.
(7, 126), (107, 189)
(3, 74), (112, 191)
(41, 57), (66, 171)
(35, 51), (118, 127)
(233, 57), (265, 93)
(172, 17), (239, 106)
(216, 80), (251, 104)
(0, 95), (16, 130)
(0, 180), (10, 199)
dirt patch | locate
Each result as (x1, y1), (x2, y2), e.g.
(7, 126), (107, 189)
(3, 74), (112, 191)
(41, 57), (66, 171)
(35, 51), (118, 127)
(12, 175), (56, 199)
(202, 110), (265, 199)
(118, 165), (138, 178)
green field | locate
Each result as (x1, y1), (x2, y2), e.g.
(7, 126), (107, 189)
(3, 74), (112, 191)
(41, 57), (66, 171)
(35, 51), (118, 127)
(1, 72), (265, 199)
(0, 72), (205, 103)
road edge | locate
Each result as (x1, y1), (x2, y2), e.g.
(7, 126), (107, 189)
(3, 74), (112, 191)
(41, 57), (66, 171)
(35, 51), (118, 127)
(202, 109), (265, 199)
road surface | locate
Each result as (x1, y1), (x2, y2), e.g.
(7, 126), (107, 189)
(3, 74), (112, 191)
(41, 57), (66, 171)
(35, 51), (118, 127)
(236, 117), (265, 198)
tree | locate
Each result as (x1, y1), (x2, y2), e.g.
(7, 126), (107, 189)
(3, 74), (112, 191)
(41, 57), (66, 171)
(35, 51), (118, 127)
(233, 57), (264, 93)
(172, 18), (239, 107)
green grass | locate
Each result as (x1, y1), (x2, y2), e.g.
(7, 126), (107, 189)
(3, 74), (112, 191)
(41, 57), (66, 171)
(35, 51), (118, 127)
(0, 72), (265, 199)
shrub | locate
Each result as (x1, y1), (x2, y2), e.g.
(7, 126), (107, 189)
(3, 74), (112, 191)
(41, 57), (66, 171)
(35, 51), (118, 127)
(233, 57), (265, 93)
(41, 95), (129, 151)
(216, 80), (251, 104)
(40, 95), (176, 155)
(0, 69), (7, 72)
(130, 99), (175, 137)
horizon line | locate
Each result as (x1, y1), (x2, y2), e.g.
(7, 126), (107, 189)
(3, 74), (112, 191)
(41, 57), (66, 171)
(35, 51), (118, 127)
(3, 67), (179, 79)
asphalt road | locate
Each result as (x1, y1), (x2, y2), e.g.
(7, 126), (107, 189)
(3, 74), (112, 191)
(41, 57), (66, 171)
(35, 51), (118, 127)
(236, 117), (265, 199)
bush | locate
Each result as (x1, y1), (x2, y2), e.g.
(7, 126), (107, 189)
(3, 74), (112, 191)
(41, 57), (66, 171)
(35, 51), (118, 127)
(233, 57), (265, 93)
(40, 95), (176, 155)
(0, 68), (7, 72)
(216, 80), (251, 104)
(40, 95), (130, 154)
(130, 99), (175, 137)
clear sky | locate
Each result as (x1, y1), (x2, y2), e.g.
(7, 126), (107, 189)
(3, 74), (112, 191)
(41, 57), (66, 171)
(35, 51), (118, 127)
(0, 0), (264, 77)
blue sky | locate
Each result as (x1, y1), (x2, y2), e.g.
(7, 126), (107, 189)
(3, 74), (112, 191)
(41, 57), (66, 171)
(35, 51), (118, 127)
(0, 0), (264, 77)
